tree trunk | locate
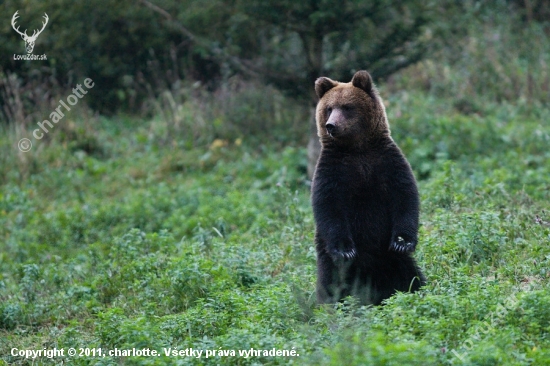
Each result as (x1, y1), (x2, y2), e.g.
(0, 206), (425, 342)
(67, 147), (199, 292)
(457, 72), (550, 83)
(307, 106), (320, 179)
(301, 32), (324, 180)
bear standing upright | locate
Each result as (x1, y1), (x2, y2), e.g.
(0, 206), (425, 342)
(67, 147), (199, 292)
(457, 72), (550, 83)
(311, 70), (425, 305)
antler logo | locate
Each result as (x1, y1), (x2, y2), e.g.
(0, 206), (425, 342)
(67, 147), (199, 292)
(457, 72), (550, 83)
(11, 11), (49, 54)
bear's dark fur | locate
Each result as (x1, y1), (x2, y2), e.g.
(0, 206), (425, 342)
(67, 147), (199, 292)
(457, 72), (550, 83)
(312, 70), (425, 305)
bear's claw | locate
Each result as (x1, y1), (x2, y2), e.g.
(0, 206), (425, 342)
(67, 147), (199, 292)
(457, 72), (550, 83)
(329, 248), (357, 260)
(389, 236), (415, 253)
(342, 248), (357, 259)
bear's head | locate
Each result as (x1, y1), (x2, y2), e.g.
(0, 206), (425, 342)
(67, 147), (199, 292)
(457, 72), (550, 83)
(315, 70), (389, 150)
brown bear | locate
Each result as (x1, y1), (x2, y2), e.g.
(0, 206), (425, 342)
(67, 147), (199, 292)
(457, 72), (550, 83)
(311, 70), (425, 305)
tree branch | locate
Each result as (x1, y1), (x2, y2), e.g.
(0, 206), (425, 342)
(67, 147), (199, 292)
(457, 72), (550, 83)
(137, 0), (260, 78)
(138, 0), (197, 42)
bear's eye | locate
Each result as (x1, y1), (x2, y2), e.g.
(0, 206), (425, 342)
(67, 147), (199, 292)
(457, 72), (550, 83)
(342, 105), (353, 111)
(326, 107), (332, 114)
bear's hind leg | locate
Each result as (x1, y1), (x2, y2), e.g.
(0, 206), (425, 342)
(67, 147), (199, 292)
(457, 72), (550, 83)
(366, 254), (425, 305)
(316, 251), (354, 303)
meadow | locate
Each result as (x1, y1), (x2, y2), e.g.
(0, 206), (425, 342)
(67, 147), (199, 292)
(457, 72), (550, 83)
(1, 78), (549, 365)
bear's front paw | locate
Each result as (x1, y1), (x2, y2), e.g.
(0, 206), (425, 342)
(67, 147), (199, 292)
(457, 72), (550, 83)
(329, 237), (357, 260)
(389, 235), (416, 253)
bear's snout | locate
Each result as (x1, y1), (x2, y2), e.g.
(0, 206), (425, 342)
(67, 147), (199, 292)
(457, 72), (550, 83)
(325, 122), (336, 136)
(325, 108), (346, 137)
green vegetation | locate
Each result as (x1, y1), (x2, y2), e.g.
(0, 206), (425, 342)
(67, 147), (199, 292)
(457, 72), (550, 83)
(1, 81), (549, 364)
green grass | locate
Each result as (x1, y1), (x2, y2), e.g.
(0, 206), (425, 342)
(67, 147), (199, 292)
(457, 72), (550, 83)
(1, 90), (549, 365)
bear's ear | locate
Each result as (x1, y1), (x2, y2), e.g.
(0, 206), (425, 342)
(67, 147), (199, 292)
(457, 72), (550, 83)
(351, 70), (373, 95)
(315, 77), (337, 99)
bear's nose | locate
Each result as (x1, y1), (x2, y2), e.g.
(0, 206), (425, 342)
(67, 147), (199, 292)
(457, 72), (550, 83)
(325, 122), (336, 136)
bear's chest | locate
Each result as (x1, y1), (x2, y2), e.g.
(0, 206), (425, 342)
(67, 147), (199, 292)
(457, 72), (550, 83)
(339, 158), (390, 197)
